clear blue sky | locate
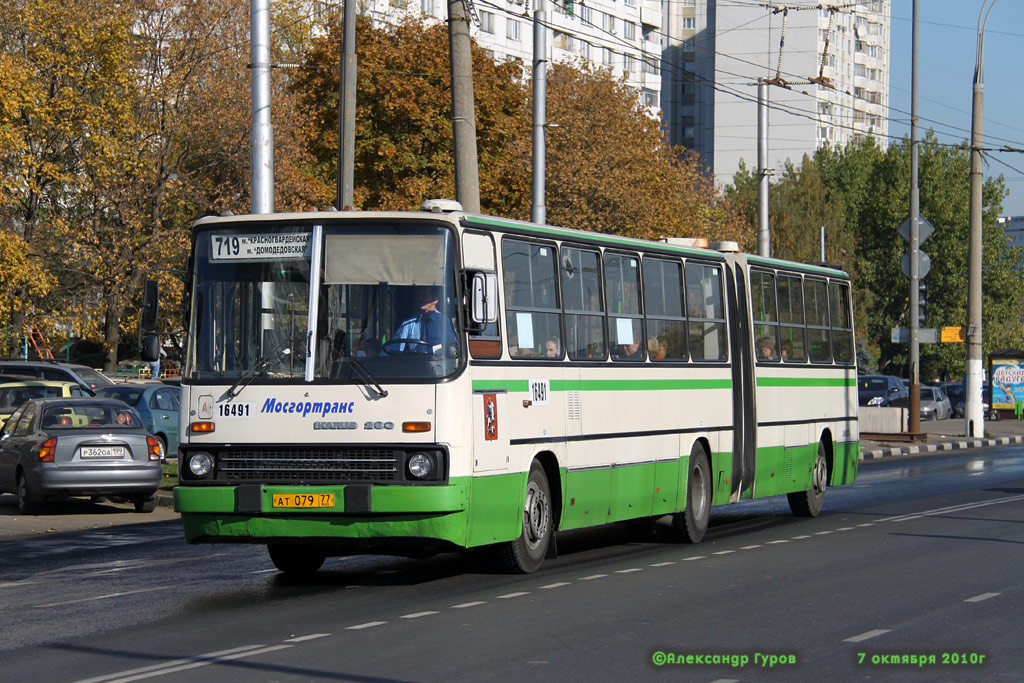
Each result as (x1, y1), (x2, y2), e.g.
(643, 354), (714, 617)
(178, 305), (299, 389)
(888, 0), (1024, 217)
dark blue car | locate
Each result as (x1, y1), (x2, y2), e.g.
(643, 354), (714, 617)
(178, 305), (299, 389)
(858, 375), (908, 407)
(95, 384), (180, 459)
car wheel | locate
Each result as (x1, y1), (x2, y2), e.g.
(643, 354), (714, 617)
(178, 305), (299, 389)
(134, 494), (158, 513)
(16, 472), (39, 516)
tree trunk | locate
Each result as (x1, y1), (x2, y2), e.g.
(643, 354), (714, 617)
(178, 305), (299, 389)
(103, 294), (121, 371)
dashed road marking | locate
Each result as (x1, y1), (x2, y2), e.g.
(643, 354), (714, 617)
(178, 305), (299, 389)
(814, 531), (834, 535)
(540, 582), (570, 589)
(650, 561), (675, 567)
(400, 611), (439, 619)
(581, 574), (607, 580)
(740, 545), (762, 550)
(615, 568), (642, 574)
(497, 591), (529, 599)
(790, 535), (811, 540)
(767, 539), (788, 544)
(712, 550), (735, 555)
(346, 621), (386, 630)
(451, 601), (486, 609)
(683, 556), (705, 561)
(964, 592), (1000, 603)
(284, 633), (330, 643)
(844, 629), (891, 643)
(73, 644), (290, 683)
(36, 585), (175, 608)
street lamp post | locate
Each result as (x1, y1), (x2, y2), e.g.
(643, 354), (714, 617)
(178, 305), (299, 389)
(965, 0), (998, 437)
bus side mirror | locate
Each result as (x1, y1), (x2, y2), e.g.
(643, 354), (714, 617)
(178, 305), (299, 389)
(141, 280), (159, 332)
(140, 333), (160, 362)
(471, 272), (498, 324)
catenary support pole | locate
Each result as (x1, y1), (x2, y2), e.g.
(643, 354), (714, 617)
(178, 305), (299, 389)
(530, 0), (548, 225)
(757, 80), (769, 257)
(447, 0), (481, 213)
(337, 0), (357, 210)
(908, 0), (920, 435)
(250, 0), (273, 214)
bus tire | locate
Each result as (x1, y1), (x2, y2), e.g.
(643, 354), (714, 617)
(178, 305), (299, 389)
(494, 461), (552, 574)
(268, 544), (326, 575)
(671, 443), (711, 543)
(788, 441), (827, 517)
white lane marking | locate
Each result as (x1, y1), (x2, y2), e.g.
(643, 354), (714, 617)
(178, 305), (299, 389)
(767, 540), (789, 544)
(741, 545), (762, 550)
(250, 568), (278, 574)
(857, 523), (875, 527)
(581, 574), (607, 580)
(683, 556), (706, 561)
(836, 527), (855, 531)
(99, 645), (294, 683)
(497, 591), (529, 599)
(451, 601), (486, 609)
(712, 550), (735, 555)
(709, 679), (740, 683)
(73, 645), (274, 683)
(814, 531), (834, 535)
(790, 535), (812, 540)
(284, 633), (330, 643)
(650, 561), (675, 567)
(964, 592), (1000, 603)
(400, 611), (439, 619)
(346, 621), (386, 630)
(844, 629), (891, 643)
(615, 568), (642, 574)
(0, 581), (37, 588)
(879, 494), (1024, 523)
(37, 585), (175, 608)
(540, 582), (570, 589)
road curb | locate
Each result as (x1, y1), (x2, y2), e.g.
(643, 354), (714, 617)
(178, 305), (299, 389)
(157, 491), (175, 509)
(860, 434), (1024, 460)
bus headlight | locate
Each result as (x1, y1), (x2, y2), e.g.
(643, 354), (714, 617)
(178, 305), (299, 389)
(188, 452), (214, 478)
(408, 452), (433, 479)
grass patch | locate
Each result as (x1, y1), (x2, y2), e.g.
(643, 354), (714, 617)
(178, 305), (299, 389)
(161, 462), (178, 490)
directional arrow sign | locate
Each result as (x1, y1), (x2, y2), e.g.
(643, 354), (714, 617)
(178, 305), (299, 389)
(901, 251), (931, 279)
(898, 215), (936, 245)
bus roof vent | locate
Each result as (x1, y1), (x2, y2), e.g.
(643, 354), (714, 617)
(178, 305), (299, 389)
(420, 199), (464, 214)
(658, 237), (708, 249)
(710, 241), (740, 253)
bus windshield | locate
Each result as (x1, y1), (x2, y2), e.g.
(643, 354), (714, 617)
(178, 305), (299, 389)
(187, 221), (461, 383)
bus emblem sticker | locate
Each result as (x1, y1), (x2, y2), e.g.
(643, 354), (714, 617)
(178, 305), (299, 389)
(529, 379), (550, 406)
(484, 394), (498, 441)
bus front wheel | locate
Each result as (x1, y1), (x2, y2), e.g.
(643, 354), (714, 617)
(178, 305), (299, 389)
(268, 544), (326, 576)
(494, 461), (552, 573)
(671, 443), (711, 543)
(788, 441), (827, 517)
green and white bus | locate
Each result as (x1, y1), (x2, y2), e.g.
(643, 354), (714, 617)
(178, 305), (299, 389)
(168, 202), (859, 574)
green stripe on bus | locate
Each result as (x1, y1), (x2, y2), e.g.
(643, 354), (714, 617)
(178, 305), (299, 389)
(461, 215), (720, 259)
(757, 377), (856, 387)
(473, 378), (732, 392)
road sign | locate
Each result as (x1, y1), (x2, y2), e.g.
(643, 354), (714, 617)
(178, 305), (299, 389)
(941, 326), (966, 343)
(900, 251), (932, 279)
(892, 327), (937, 344)
(898, 215), (936, 244)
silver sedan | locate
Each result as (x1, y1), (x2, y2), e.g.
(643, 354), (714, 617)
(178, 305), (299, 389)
(0, 397), (162, 515)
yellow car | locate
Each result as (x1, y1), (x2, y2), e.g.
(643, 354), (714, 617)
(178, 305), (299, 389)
(0, 381), (93, 430)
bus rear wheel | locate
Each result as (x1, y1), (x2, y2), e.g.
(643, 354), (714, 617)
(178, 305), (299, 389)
(788, 441), (827, 517)
(494, 461), (552, 573)
(268, 544), (326, 576)
(671, 443), (711, 543)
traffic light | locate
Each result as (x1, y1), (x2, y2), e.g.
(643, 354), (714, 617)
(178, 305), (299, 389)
(917, 283), (928, 326)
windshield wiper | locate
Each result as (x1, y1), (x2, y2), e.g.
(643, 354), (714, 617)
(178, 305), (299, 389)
(337, 345), (388, 398)
(225, 347), (291, 400)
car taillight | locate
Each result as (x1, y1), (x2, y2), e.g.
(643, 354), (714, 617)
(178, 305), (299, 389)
(146, 436), (162, 461)
(39, 437), (57, 463)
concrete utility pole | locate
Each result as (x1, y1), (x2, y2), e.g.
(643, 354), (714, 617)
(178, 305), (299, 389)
(966, 0), (998, 437)
(908, 0), (921, 435)
(756, 80), (770, 257)
(250, 0), (273, 214)
(447, 0), (481, 213)
(530, 0), (548, 225)
(337, 0), (357, 210)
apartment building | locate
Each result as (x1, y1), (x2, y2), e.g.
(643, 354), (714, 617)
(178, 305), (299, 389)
(663, 1), (890, 185)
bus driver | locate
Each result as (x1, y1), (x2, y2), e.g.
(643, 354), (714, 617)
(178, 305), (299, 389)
(393, 286), (457, 355)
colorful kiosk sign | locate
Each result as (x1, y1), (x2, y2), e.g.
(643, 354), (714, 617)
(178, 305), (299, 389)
(989, 350), (1024, 418)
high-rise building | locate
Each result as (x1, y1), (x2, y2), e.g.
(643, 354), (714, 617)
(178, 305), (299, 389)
(662, 1), (890, 185)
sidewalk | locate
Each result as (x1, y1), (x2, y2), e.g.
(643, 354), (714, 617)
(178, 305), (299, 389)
(860, 414), (1024, 459)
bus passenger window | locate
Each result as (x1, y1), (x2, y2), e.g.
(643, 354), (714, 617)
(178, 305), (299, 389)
(502, 239), (562, 358)
(685, 262), (727, 362)
(561, 246), (605, 360)
(643, 257), (687, 360)
(778, 274), (807, 362)
(751, 270), (780, 361)
(805, 278), (832, 362)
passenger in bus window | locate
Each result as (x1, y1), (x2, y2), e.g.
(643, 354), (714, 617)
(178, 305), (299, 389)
(393, 286), (457, 354)
(544, 337), (561, 358)
(781, 341), (794, 361)
(756, 336), (776, 360)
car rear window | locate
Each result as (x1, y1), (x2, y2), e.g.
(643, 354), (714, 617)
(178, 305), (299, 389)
(41, 405), (140, 429)
(74, 367), (114, 388)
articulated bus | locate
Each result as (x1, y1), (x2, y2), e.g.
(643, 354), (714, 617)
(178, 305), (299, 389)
(164, 201), (859, 574)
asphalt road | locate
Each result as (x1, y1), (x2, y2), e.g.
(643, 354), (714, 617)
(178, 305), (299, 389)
(1, 447), (1022, 682)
